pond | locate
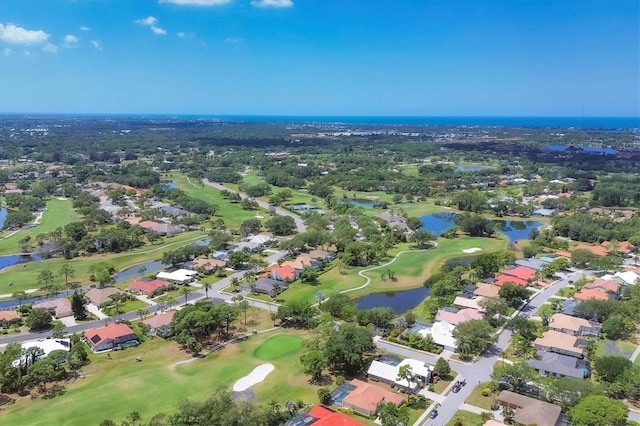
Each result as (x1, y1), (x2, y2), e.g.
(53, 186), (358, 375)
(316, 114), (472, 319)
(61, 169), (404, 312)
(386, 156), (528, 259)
(355, 286), (430, 314)
(546, 145), (617, 155)
(163, 181), (178, 189)
(338, 198), (379, 208)
(443, 256), (474, 271)
(0, 253), (41, 271)
(456, 164), (487, 172)
(0, 207), (6, 229)
(419, 213), (543, 244)
(114, 260), (166, 283)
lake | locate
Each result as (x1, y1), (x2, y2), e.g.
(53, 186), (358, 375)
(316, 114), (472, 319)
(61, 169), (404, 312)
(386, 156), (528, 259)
(338, 198), (379, 208)
(114, 260), (166, 283)
(0, 207), (6, 229)
(355, 286), (430, 314)
(419, 212), (543, 244)
(456, 164), (487, 172)
(546, 144), (617, 155)
(0, 254), (41, 271)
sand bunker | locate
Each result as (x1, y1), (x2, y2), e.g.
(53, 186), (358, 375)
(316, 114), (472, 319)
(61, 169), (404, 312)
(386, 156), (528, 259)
(232, 363), (275, 392)
(463, 247), (482, 253)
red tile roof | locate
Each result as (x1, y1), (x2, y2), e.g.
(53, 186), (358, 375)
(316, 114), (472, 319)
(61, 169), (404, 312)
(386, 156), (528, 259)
(494, 274), (528, 287)
(129, 279), (171, 294)
(601, 241), (632, 254)
(583, 278), (620, 294)
(343, 379), (404, 414)
(556, 251), (572, 258)
(307, 405), (364, 426)
(84, 323), (137, 346)
(502, 266), (536, 281)
(142, 311), (175, 329)
(273, 264), (296, 281)
(574, 288), (609, 301)
(574, 244), (608, 257)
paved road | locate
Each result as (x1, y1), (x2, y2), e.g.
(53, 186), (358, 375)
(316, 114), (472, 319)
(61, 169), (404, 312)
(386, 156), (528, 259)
(375, 270), (585, 426)
(202, 178), (307, 234)
(0, 250), (289, 346)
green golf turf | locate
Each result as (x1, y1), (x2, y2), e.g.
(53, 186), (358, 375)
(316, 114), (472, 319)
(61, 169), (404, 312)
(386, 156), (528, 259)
(253, 335), (303, 360)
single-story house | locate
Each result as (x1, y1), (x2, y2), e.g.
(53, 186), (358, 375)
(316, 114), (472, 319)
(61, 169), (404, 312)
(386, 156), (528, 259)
(307, 249), (335, 261)
(84, 287), (124, 307)
(247, 234), (273, 245)
(501, 266), (537, 282)
(33, 298), (73, 318)
(514, 258), (545, 271)
(84, 323), (140, 352)
(573, 288), (610, 302)
(560, 299), (579, 316)
(271, 265), (299, 282)
(473, 283), (501, 299)
(285, 405), (364, 426)
(601, 240), (632, 254)
(249, 277), (288, 296)
(156, 269), (198, 284)
(583, 278), (621, 295)
(190, 257), (226, 273)
(574, 243), (608, 258)
(11, 338), (71, 368)
(494, 274), (529, 287)
(0, 310), (20, 326)
(142, 310), (175, 335)
(532, 208), (554, 217)
(212, 251), (229, 261)
(138, 220), (183, 236)
(232, 241), (263, 252)
(610, 271), (640, 286)
(367, 358), (433, 393)
(436, 307), (484, 325)
(548, 313), (600, 337)
(342, 379), (404, 416)
(497, 391), (562, 426)
(527, 351), (589, 379)
(129, 279), (172, 295)
(533, 330), (583, 358)
(416, 321), (457, 351)
(452, 296), (486, 312)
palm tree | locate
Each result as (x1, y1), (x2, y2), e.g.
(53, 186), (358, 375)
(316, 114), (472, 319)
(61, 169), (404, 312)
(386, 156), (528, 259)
(203, 282), (212, 300)
(137, 309), (149, 321)
(181, 286), (193, 306)
(137, 265), (147, 277)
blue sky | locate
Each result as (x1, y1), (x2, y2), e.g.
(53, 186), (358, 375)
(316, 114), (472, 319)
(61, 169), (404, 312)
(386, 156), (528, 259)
(0, 0), (638, 116)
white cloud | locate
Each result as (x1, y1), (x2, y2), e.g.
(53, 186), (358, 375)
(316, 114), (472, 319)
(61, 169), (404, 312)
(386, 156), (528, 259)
(91, 40), (102, 50)
(135, 16), (167, 36)
(177, 32), (185, 38)
(80, 26), (90, 31)
(225, 37), (243, 44)
(159, 0), (231, 5)
(63, 34), (79, 48)
(42, 43), (57, 53)
(251, 0), (293, 8)
(0, 23), (49, 44)
(3, 48), (10, 56)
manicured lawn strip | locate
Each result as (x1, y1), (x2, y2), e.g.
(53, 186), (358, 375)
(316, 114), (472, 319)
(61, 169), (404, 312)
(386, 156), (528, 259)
(1, 330), (315, 426)
(102, 299), (150, 316)
(535, 304), (555, 317)
(0, 231), (207, 294)
(242, 171), (264, 186)
(253, 335), (303, 360)
(0, 199), (80, 255)
(464, 381), (496, 410)
(168, 173), (265, 230)
(445, 410), (485, 426)
(281, 236), (507, 305)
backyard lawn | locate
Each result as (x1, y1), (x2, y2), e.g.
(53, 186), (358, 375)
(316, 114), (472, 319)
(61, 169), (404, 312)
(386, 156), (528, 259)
(446, 410), (486, 426)
(0, 198), (80, 255)
(464, 381), (496, 410)
(0, 231), (207, 294)
(1, 329), (314, 426)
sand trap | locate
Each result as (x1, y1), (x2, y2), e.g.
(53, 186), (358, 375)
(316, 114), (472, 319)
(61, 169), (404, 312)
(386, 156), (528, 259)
(463, 247), (482, 253)
(232, 363), (275, 392)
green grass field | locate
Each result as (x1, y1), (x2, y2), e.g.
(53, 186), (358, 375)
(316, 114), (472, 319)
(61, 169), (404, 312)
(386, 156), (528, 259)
(1, 330), (316, 426)
(169, 173), (266, 230)
(253, 335), (303, 360)
(281, 236), (507, 304)
(446, 410), (486, 426)
(0, 198), (79, 255)
(0, 231), (207, 294)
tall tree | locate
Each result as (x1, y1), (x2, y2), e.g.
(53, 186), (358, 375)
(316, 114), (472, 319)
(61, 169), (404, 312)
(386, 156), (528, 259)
(58, 263), (76, 288)
(71, 291), (87, 320)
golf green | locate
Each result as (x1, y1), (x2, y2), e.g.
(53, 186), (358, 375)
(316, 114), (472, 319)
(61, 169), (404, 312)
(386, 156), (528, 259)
(253, 335), (303, 360)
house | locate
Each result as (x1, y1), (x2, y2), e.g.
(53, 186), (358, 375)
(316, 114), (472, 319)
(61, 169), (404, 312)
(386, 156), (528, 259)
(547, 313), (601, 337)
(285, 405), (364, 426)
(212, 251), (229, 261)
(532, 208), (554, 217)
(560, 299), (580, 316)
(84, 287), (124, 307)
(601, 240), (633, 254)
(138, 220), (183, 236)
(583, 278), (620, 295)
(501, 266), (537, 282)
(494, 274), (529, 288)
(573, 288), (610, 302)
(436, 307), (484, 325)
(11, 339), (71, 368)
(474, 283), (501, 298)
(534, 330), (583, 358)
(84, 323), (140, 352)
(341, 379), (404, 416)
(271, 265), (299, 282)
(555, 250), (573, 259)
(307, 249), (335, 261)
(129, 279), (171, 295)
(190, 257), (226, 273)
(611, 271), (640, 286)
(527, 351), (589, 379)
(156, 269), (198, 284)
(497, 391), (562, 426)
(514, 258), (545, 271)
(232, 241), (263, 252)
(452, 296), (487, 312)
(142, 311), (175, 336)
(367, 358), (433, 392)
(0, 310), (20, 326)
(377, 212), (411, 232)
(247, 234), (273, 245)
(33, 298), (73, 318)
(416, 321), (457, 351)
(574, 243), (608, 257)
(250, 277), (289, 296)
(281, 256), (318, 272)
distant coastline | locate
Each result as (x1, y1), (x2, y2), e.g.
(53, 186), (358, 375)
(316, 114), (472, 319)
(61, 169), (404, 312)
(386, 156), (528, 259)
(1, 114), (639, 130)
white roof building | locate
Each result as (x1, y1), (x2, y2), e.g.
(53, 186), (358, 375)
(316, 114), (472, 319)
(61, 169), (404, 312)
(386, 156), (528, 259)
(602, 271), (640, 286)
(156, 269), (198, 283)
(11, 339), (71, 367)
(367, 358), (433, 391)
(418, 321), (457, 351)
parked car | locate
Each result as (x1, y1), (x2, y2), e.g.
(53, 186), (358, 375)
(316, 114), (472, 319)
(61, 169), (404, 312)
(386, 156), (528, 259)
(452, 384), (461, 393)
(429, 410), (438, 419)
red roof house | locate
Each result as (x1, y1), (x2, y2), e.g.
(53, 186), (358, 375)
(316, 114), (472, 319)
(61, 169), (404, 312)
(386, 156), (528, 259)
(573, 288), (609, 302)
(574, 244), (608, 257)
(84, 323), (139, 352)
(342, 379), (404, 416)
(494, 274), (528, 287)
(307, 405), (364, 426)
(142, 311), (175, 330)
(129, 279), (171, 295)
(601, 241), (632, 254)
(583, 278), (620, 294)
(502, 266), (537, 282)
(271, 264), (298, 282)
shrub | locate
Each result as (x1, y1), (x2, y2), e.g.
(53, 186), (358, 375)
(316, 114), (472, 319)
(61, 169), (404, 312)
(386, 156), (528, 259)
(335, 375), (345, 385)
(482, 388), (491, 396)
